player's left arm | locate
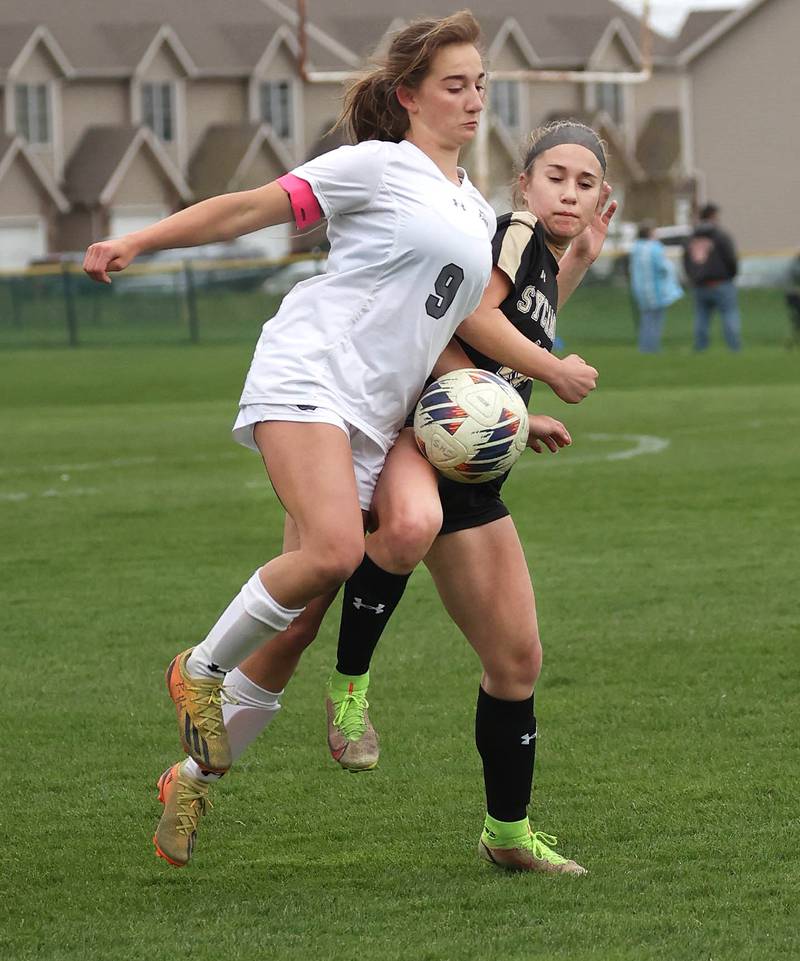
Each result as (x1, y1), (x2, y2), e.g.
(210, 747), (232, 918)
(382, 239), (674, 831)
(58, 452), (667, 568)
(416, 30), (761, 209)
(557, 182), (617, 306)
(527, 415), (571, 453)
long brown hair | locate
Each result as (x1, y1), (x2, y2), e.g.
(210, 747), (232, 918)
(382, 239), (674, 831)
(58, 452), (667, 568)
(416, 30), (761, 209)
(337, 11), (482, 144)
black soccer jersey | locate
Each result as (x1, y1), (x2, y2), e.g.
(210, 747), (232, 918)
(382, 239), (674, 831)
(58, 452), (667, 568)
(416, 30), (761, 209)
(456, 210), (559, 407)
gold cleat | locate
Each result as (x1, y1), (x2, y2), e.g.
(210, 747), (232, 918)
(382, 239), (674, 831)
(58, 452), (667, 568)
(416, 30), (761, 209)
(166, 649), (231, 773)
(153, 762), (212, 867)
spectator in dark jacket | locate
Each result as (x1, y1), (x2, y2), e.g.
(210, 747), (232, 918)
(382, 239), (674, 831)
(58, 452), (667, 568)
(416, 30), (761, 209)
(683, 203), (741, 351)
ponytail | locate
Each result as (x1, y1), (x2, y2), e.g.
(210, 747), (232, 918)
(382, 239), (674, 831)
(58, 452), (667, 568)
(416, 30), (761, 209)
(336, 10), (482, 143)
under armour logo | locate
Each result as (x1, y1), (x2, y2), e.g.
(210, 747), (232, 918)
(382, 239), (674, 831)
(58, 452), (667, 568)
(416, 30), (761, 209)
(353, 597), (386, 614)
(452, 198), (466, 212)
(520, 732), (537, 745)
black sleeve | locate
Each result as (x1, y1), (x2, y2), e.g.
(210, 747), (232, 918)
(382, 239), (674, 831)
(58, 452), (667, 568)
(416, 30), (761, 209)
(718, 230), (738, 277)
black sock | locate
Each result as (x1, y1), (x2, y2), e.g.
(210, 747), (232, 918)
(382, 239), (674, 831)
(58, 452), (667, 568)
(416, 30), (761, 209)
(335, 553), (411, 676)
(475, 686), (536, 823)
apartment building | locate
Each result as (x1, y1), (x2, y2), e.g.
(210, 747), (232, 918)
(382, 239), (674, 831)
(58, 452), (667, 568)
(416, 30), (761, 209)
(0, 0), (795, 266)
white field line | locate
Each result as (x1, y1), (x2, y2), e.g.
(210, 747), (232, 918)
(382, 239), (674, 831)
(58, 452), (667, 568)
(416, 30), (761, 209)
(0, 450), (241, 478)
(0, 433), (669, 504)
(515, 432), (670, 469)
(0, 486), (100, 502)
(589, 432), (670, 460)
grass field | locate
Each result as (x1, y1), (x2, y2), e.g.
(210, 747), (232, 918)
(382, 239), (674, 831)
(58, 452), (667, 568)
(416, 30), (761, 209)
(1, 325), (799, 960)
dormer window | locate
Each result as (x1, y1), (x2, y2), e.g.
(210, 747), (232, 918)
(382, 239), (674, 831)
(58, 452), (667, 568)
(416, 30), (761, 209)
(142, 82), (175, 143)
(595, 81), (624, 126)
(259, 81), (292, 140)
(490, 80), (521, 131)
(15, 84), (51, 145)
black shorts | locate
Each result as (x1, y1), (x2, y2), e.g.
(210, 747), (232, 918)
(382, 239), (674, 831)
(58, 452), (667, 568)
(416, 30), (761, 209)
(438, 471), (511, 536)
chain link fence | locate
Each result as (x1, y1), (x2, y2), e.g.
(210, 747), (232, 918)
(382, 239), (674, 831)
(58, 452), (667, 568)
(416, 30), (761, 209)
(1, 251), (797, 349)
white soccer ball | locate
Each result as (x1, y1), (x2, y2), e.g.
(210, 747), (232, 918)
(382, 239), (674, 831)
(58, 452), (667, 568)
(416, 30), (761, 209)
(413, 368), (529, 484)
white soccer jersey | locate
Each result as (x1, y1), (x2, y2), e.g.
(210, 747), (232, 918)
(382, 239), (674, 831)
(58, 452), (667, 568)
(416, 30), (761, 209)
(239, 139), (494, 451)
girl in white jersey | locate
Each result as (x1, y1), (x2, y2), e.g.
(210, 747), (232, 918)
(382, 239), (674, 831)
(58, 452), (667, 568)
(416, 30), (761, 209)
(87, 12), (584, 798)
(150, 121), (610, 872)
(83, 12), (500, 778)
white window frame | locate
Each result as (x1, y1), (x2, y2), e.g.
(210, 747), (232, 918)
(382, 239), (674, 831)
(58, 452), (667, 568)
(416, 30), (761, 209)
(490, 80), (521, 132)
(259, 79), (293, 141)
(141, 81), (176, 143)
(594, 81), (625, 128)
(14, 83), (52, 145)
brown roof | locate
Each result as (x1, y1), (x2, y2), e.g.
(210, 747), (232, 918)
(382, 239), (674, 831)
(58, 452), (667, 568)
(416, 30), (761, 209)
(668, 9), (735, 55)
(306, 1), (672, 66)
(635, 109), (681, 176)
(0, 0), (674, 78)
(0, 0), (350, 76)
(189, 123), (296, 197)
(63, 127), (141, 204)
(189, 124), (262, 198)
(63, 125), (190, 206)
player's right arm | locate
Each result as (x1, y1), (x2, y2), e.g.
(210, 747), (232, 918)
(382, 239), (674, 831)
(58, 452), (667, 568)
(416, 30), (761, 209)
(456, 267), (598, 404)
(83, 182), (293, 284)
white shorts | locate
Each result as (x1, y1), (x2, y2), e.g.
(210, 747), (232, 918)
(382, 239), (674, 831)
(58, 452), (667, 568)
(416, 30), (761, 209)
(232, 403), (386, 511)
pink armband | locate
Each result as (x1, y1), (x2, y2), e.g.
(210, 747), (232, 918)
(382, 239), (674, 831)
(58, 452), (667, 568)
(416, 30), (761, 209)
(277, 173), (324, 229)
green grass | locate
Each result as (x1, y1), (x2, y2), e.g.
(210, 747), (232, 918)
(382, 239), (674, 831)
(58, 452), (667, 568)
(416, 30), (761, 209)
(1, 337), (799, 961)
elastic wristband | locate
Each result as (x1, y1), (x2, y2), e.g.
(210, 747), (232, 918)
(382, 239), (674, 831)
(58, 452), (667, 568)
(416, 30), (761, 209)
(277, 173), (324, 228)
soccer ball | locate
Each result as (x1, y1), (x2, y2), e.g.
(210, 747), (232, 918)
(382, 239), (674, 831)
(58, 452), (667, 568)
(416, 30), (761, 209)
(413, 368), (529, 483)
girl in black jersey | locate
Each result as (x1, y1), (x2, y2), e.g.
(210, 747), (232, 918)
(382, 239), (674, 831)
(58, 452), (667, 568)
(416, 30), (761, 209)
(154, 121), (615, 873)
(325, 122), (616, 875)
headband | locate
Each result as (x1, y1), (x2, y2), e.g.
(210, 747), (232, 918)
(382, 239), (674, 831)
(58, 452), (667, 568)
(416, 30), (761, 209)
(524, 124), (606, 174)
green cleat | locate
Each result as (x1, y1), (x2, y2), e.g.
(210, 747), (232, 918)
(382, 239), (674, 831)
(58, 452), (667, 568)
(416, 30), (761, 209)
(479, 824), (587, 876)
(325, 674), (379, 772)
(153, 762), (212, 867)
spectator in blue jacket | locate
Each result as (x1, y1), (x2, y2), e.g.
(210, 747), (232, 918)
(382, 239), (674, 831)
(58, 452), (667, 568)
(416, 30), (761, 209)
(629, 222), (683, 353)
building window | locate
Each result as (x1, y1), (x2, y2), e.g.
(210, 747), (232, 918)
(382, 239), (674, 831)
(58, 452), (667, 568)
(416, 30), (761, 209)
(259, 81), (292, 140)
(595, 82), (624, 126)
(490, 80), (520, 130)
(15, 84), (51, 145)
(142, 82), (175, 142)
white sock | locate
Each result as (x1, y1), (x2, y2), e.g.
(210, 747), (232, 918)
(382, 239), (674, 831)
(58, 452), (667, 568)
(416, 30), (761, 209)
(182, 668), (284, 782)
(187, 571), (303, 679)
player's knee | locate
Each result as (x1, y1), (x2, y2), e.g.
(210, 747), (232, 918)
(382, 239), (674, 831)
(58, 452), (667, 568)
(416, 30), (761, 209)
(491, 637), (542, 690)
(381, 502), (442, 569)
(310, 538), (365, 590)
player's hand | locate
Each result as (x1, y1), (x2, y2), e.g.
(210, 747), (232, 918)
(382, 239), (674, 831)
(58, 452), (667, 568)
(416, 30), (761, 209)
(570, 181), (618, 265)
(83, 236), (139, 284)
(551, 353), (598, 404)
(528, 415), (571, 453)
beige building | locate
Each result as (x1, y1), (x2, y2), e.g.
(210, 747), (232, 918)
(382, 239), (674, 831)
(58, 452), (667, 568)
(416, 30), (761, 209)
(0, 0), (795, 266)
(679, 0), (800, 254)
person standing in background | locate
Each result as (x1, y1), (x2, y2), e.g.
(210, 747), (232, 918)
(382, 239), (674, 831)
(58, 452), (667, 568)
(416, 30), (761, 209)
(629, 222), (683, 353)
(683, 203), (741, 351)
